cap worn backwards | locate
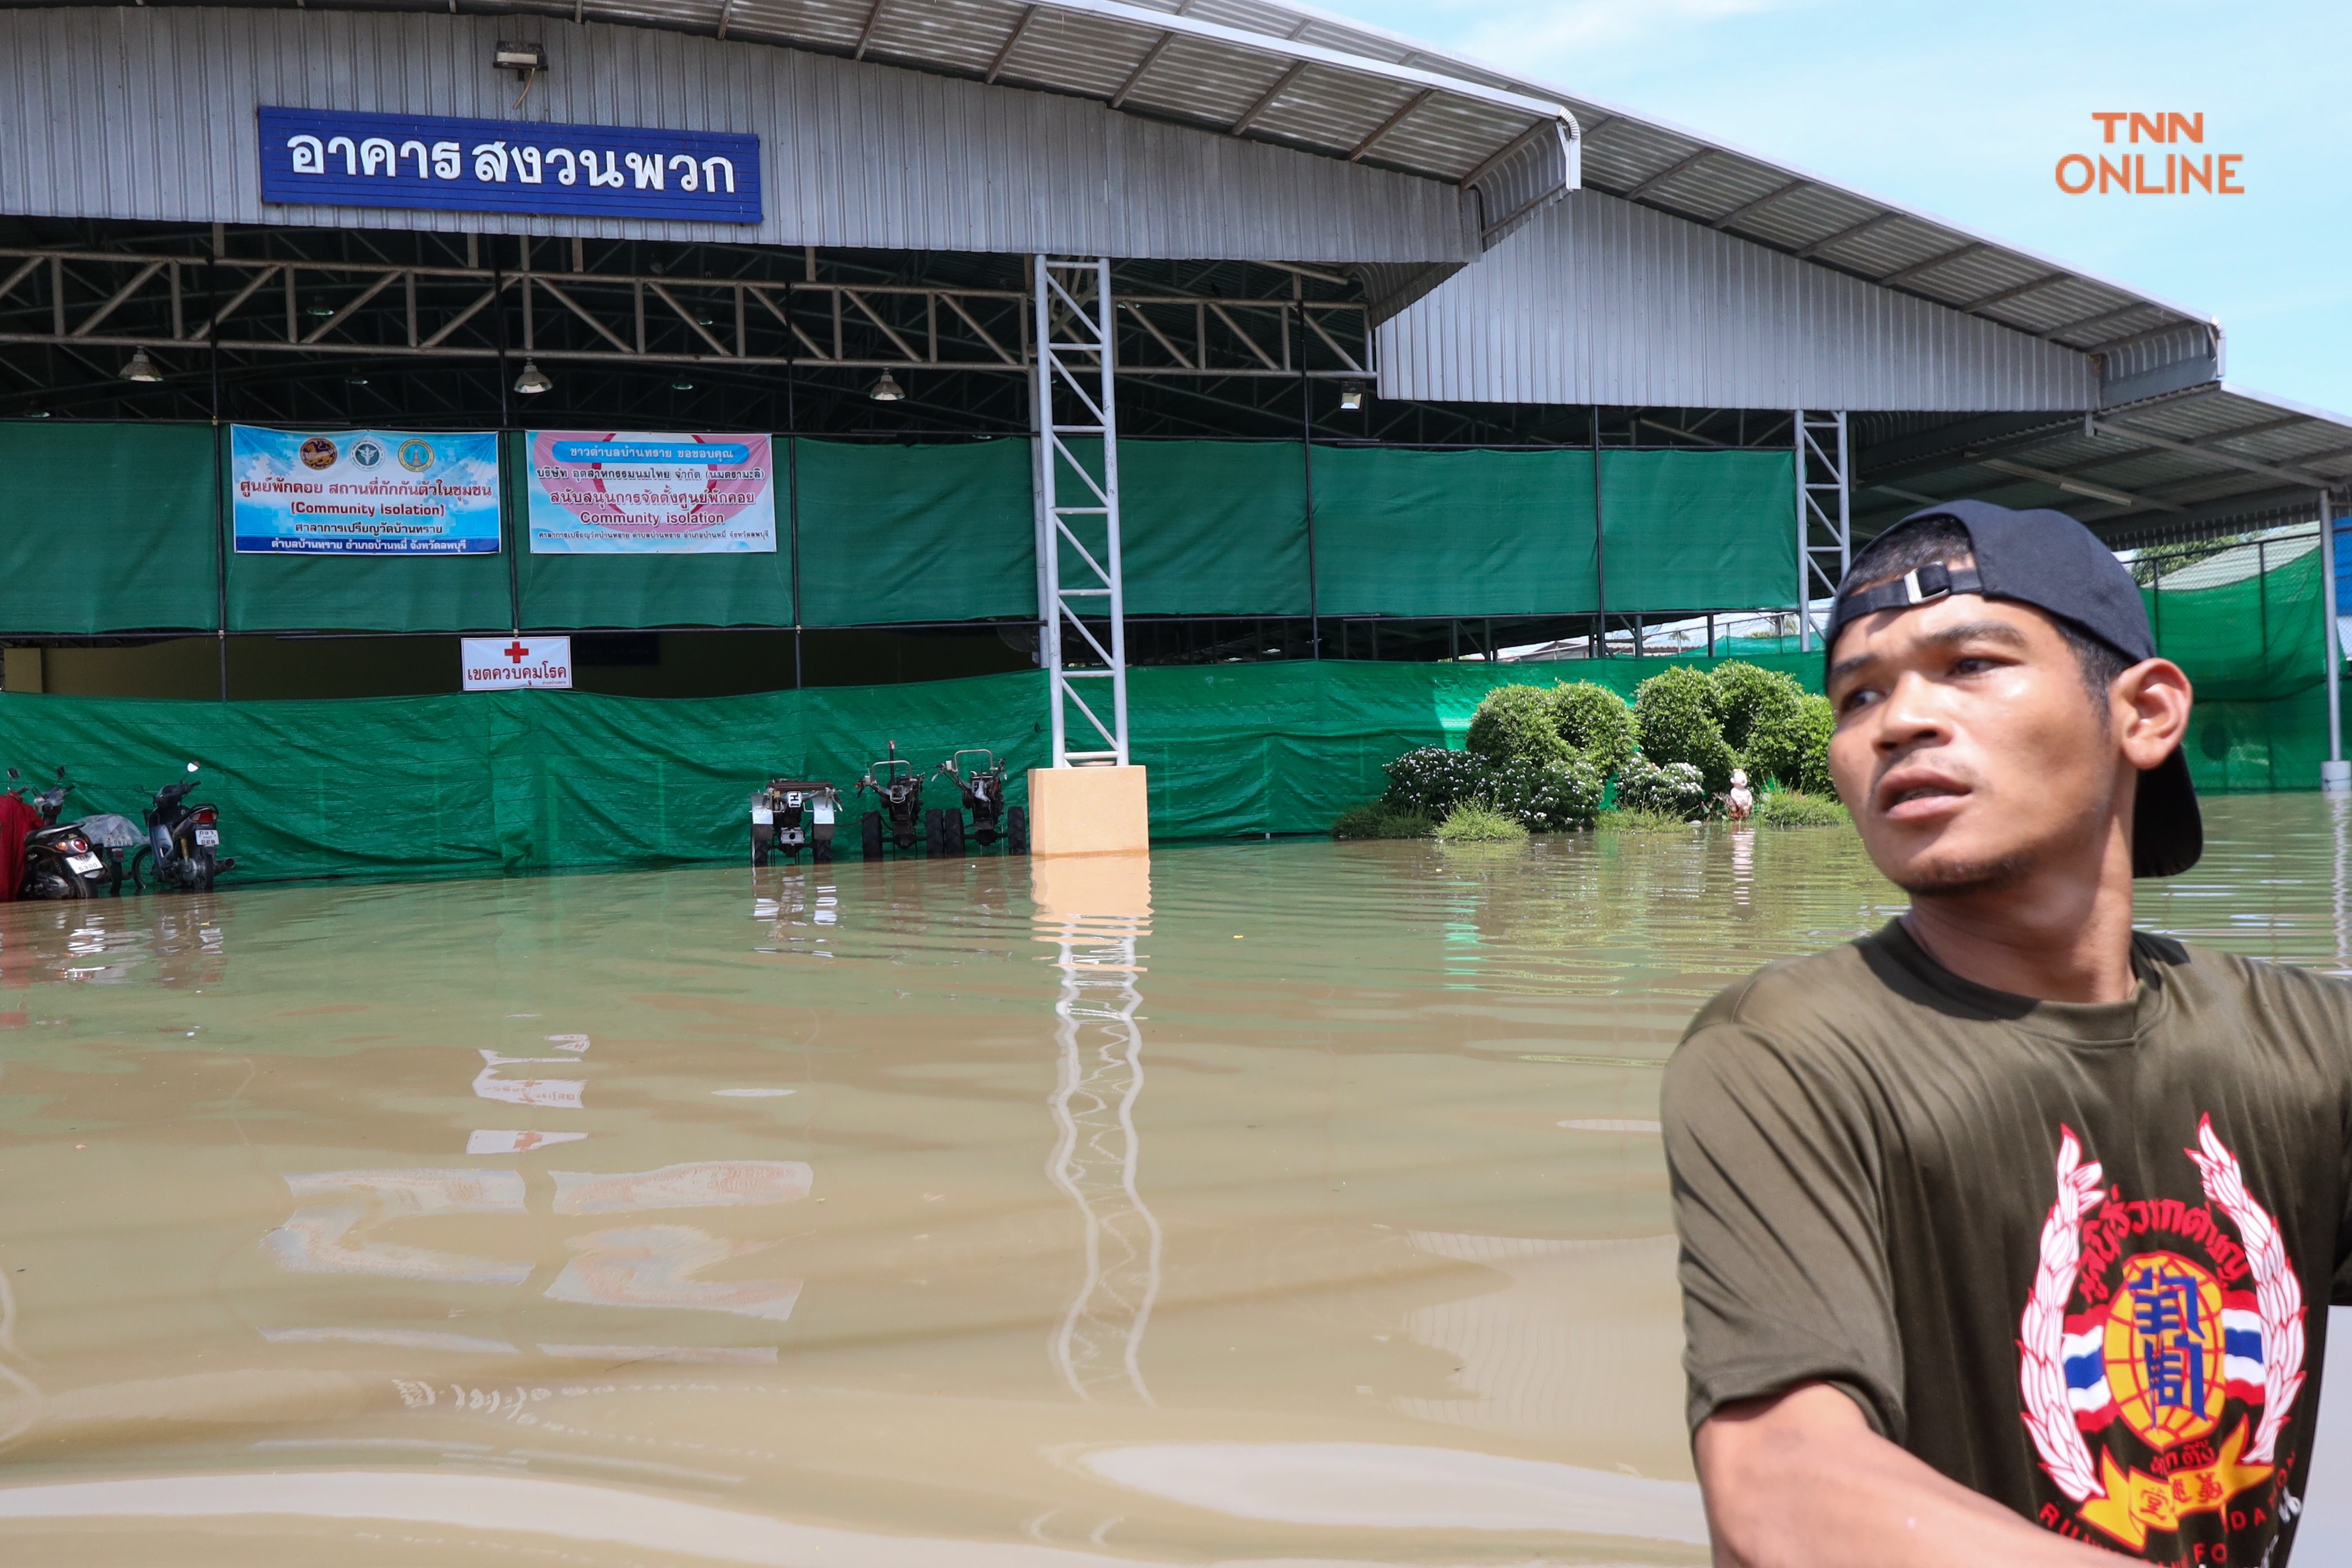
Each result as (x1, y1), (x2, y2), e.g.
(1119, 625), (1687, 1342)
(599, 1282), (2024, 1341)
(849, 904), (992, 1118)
(1823, 498), (2200, 879)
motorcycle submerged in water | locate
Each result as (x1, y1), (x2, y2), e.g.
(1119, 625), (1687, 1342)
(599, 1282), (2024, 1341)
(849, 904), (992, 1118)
(5, 766), (109, 899)
(131, 763), (235, 894)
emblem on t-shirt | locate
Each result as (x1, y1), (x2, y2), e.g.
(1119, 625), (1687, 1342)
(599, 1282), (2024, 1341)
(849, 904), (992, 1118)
(2017, 1117), (2306, 1553)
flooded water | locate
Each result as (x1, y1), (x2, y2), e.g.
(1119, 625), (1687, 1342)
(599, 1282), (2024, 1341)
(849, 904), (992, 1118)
(0, 793), (2346, 1566)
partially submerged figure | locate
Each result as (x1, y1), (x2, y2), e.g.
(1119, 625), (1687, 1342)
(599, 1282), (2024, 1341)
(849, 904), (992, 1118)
(1725, 767), (1754, 821)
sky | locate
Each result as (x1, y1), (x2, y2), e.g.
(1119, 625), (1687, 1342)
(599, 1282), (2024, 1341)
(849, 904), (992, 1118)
(1311, 0), (2352, 415)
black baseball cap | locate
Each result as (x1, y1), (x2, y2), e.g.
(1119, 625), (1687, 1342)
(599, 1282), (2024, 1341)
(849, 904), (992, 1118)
(1824, 498), (2200, 878)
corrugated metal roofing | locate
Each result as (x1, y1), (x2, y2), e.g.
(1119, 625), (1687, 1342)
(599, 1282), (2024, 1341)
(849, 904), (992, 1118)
(1374, 189), (2100, 413)
(0, 7), (1476, 261)
(4, 0), (2203, 354)
(1852, 383), (2352, 541)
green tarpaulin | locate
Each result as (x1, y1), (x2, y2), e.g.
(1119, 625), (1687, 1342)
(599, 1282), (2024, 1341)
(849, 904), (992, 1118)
(1311, 446), (1600, 617)
(0, 424), (1807, 633)
(0, 423), (219, 632)
(795, 439), (1035, 627)
(1599, 448), (1797, 612)
(1101, 440), (1311, 617)
(0, 653), (1823, 885)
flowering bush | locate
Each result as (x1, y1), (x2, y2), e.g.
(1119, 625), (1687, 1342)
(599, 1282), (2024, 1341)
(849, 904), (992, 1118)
(1380, 746), (1493, 819)
(1614, 755), (1709, 820)
(1487, 755), (1605, 832)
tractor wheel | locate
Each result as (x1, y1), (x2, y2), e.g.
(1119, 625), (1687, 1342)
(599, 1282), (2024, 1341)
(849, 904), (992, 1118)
(861, 812), (884, 859)
(1006, 805), (1028, 854)
(924, 808), (943, 856)
(943, 812), (966, 856)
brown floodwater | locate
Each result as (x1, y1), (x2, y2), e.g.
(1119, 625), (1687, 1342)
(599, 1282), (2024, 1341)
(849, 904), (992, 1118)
(0, 794), (2346, 1566)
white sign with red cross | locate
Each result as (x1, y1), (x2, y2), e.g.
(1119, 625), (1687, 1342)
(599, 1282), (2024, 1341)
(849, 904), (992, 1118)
(461, 635), (573, 692)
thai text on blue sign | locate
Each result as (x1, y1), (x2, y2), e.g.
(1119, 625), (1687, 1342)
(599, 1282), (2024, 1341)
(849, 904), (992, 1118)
(257, 107), (761, 224)
(231, 426), (503, 555)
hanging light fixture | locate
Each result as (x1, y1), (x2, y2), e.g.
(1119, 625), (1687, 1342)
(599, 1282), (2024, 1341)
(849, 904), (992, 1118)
(868, 371), (905, 402)
(121, 348), (164, 383)
(670, 376), (696, 391)
(513, 359), (553, 395)
(1338, 380), (1366, 412)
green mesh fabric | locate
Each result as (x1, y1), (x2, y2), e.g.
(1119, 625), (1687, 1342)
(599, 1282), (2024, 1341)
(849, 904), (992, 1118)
(2146, 537), (2332, 795)
(0, 423), (220, 632)
(1309, 446), (1600, 617)
(0, 653), (1820, 883)
(794, 439), (1036, 627)
(1598, 448), (1797, 613)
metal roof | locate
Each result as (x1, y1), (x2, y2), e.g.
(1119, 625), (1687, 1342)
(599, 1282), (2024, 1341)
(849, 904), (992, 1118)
(64, 0), (2204, 353)
(1854, 382), (2352, 544)
(11, 0), (2239, 376)
(607, 0), (2199, 348)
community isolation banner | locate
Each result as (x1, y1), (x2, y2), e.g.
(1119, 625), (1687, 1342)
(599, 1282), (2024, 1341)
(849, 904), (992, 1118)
(525, 431), (777, 555)
(231, 426), (501, 554)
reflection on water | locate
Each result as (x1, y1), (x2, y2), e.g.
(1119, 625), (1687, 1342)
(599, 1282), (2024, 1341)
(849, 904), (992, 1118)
(0, 794), (2343, 1565)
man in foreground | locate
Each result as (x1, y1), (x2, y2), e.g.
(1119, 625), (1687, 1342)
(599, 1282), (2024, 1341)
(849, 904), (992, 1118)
(1664, 500), (2351, 1566)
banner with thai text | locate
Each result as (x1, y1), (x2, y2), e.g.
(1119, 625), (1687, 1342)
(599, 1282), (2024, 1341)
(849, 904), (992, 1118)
(231, 426), (502, 555)
(525, 431), (777, 555)
(258, 107), (761, 224)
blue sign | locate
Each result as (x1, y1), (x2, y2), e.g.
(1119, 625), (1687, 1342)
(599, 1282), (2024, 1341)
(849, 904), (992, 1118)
(231, 426), (504, 555)
(257, 106), (761, 224)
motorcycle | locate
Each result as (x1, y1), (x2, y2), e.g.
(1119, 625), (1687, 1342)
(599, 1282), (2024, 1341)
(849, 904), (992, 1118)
(130, 762), (235, 894)
(5, 766), (108, 900)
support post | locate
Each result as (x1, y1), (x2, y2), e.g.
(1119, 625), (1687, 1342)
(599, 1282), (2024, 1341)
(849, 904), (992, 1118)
(1031, 255), (1129, 767)
(2322, 490), (2347, 792)
(1029, 256), (1146, 853)
(1794, 410), (1852, 652)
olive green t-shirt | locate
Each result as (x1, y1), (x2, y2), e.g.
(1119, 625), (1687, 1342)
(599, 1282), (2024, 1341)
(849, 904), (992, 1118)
(1664, 921), (2352, 1563)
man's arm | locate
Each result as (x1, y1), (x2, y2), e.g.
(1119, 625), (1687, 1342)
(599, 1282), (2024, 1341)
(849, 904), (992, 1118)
(1695, 1383), (2114, 1568)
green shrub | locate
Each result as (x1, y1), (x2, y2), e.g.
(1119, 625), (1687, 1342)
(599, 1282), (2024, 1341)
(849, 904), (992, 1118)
(1615, 755), (1710, 819)
(1381, 746), (1492, 819)
(1487, 755), (1604, 832)
(1598, 806), (1698, 834)
(1791, 694), (1837, 795)
(1756, 790), (1849, 828)
(1633, 666), (1736, 792)
(1716, 662), (1829, 792)
(1465, 684), (1572, 767)
(1433, 801), (1528, 842)
(1713, 662), (1807, 760)
(1549, 681), (1636, 776)
(1332, 803), (1437, 840)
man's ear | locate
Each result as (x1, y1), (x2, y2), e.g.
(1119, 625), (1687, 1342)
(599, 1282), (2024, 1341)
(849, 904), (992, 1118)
(2113, 658), (2193, 770)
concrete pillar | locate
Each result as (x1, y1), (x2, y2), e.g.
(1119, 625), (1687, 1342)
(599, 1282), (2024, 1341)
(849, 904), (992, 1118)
(1027, 765), (1149, 857)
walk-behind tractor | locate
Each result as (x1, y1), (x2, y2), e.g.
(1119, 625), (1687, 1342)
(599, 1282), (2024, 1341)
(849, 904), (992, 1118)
(933, 749), (1027, 854)
(854, 743), (929, 858)
(750, 778), (841, 865)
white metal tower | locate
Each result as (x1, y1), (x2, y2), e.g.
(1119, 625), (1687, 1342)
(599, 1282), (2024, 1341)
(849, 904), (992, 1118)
(1031, 256), (1130, 767)
(1794, 410), (1852, 652)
